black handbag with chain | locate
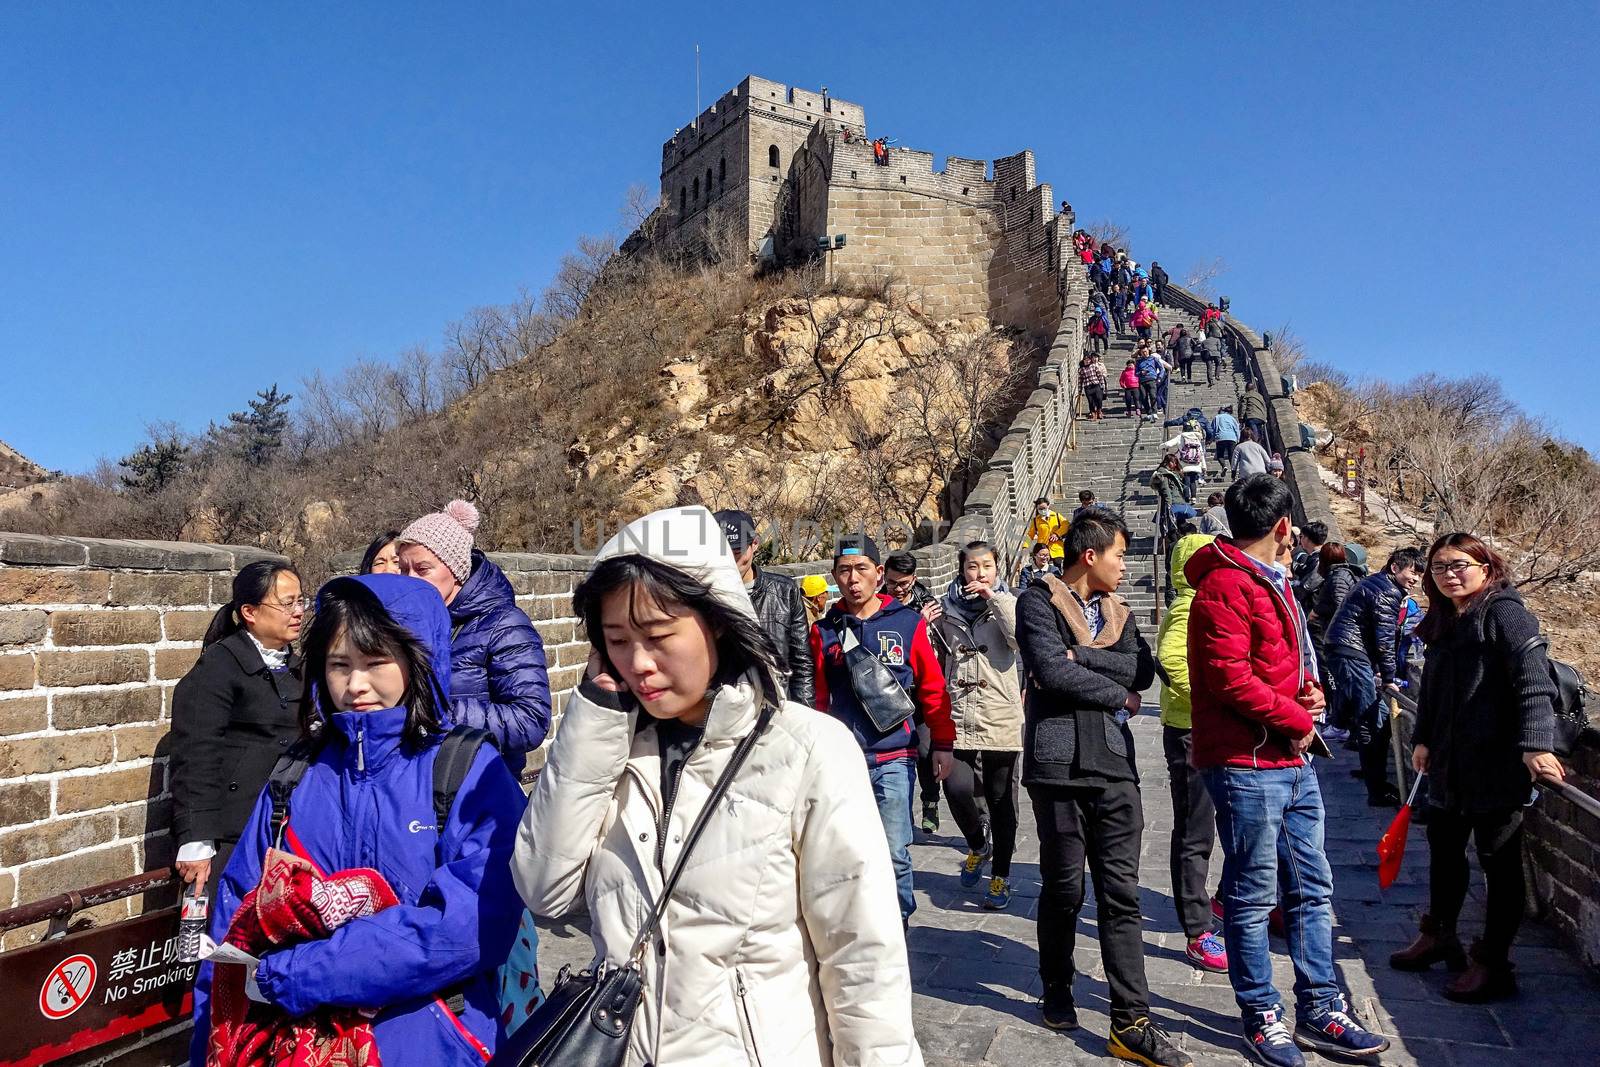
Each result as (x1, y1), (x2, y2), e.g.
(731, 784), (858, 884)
(489, 703), (776, 1067)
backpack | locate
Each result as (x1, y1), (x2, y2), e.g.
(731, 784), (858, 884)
(267, 724), (497, 852)
(1179, 437), (1203, 467)
(1513, 636), (1591, 758)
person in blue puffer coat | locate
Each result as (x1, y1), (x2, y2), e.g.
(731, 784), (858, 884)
(397, 500), (551, 775)
(189, 572), (527, 1067)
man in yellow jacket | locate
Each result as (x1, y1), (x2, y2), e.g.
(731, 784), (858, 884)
(1156, 533), (1228, 974)
(1024, 497), (1068, 564)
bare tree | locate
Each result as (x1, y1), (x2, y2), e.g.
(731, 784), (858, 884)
(1183, 256), (1231, 301)
(1080, 217), (1133, 252)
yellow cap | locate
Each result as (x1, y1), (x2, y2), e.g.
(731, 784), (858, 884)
(799, 574), (829, 598)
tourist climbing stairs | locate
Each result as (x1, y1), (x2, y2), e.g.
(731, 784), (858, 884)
(1053, 303), (1253, 623)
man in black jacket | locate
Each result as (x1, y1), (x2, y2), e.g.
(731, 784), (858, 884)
(1015, 512), (1188, 1066)
(1150, 261), (1169, 305)
(714, 510), (814, 706)
(1325, 546), (1424, 805)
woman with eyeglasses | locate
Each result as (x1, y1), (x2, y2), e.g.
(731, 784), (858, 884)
(1391, 532), (1563, 1002)
(170, 559), (309, 897)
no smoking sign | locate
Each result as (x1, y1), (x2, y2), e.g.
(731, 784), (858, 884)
(39, 954), (97, 1020)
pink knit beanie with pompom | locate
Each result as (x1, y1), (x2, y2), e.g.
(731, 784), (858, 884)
(398, 499), (480, 583)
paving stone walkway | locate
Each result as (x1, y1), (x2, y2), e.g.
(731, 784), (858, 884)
(535, 712), (1600, 1066)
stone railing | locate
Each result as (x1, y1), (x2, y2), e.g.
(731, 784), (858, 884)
(1155, 281), (1342, 539)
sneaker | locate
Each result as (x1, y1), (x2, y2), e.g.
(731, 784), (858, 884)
(959, 850), (986, 887)
(1040, 983), (1078, 1031)
(1320, 725), (1350, 743)
(1294, 1001), (1390, 1057)
(1185, 931), (1228, 972)
(1109, 1017), (1192, 1067)
(1211, 896), (1225, 924)
(920, 803), (939, 835)
(982, 876), (1011, 910)
(1242, 1006), (1304, 1067)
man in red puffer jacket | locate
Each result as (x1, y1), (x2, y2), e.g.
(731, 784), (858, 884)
(1186, 475), (1390, 1067)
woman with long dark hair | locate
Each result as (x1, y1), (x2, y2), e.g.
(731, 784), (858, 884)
(170, 560), (307, 896)
(512, 506), (921, 1066)
(189, 574), (526, 1065)
(1390, 532), (1563, 1002)
(359, 529), (403, 574)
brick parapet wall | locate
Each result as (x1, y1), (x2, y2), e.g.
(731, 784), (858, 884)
(0, 534), (287, 949)
(1525, 734), (1600, 970)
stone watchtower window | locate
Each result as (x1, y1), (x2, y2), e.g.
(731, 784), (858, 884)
(680, 188), (686, 216)
(719, 157), (726, 186)
(693, 176), (700, 201)
(769, 144), (780, 168)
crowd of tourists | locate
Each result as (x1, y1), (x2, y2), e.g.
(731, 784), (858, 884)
(168, 247), (1573, 1067)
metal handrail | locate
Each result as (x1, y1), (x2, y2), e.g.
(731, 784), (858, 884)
(0, 868), (177, 935)
(1540, 775), (1600, 822)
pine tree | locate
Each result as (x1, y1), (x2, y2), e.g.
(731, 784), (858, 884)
(119, 435), (189, 494)
(220, 384), (294, 467)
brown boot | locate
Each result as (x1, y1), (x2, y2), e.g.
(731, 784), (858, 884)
(1444, 943), (1517, 1003)
(1390, 914), (1467, 972)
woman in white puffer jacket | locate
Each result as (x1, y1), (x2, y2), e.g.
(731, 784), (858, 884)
(512, 506), (923, 1067)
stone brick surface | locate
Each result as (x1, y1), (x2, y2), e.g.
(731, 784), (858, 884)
(56, 765), (162, 814)
(0, 694), (48, 735)
(0, 567), (109, 606)
(0, 731), (116, 777)
(49, 608), (162, 647)
(154, 646), (201, 680)
(161, 608), (214, 642)
(0, 608), (48, 645)
(16, 843), (139, 903)
(113, 722), (170, 761)
(0, 652), (35, 690)
(0, 812), (118, 867)
(0, 781), (51, 825)
(36, 648), (148, 687)
(108, 572), (210, 607)
(52, 686), (162, 730)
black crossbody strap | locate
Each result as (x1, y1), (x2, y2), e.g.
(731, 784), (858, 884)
(626, 703), (776, 965)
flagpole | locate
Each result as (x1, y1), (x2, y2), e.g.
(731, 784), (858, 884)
(695, 44), (701, 125)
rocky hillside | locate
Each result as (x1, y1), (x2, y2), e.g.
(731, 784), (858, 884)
(1, 258), (1031, 573)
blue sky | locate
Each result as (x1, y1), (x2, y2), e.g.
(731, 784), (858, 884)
(4, 1), (1597, 472)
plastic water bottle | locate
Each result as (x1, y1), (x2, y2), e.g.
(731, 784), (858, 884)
(178, 887), (208, 964)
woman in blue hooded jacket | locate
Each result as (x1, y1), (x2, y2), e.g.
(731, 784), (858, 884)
(189, 573), (527, 1066)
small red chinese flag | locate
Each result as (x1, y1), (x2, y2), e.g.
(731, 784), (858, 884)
(1377, 775), (1425, 889)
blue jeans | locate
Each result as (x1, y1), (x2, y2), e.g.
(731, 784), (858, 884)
(1325, 649), (1378, 736)
(870, 757), (916, 920)
(1203, 764), (1342, 1018)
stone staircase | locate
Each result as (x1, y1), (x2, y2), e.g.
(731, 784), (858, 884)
(1052, 304), (1254, 624)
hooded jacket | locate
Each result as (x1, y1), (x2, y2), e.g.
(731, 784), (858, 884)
(447, 549), (551, 773)
(190, 574), (528, 1067)
(1157, 535), (1217, 731)
(932, 587), (1023, 751)
(1238, 387), (1268, 423)
(1325, 570), (1406, 684)
(813, 593), (955, 761)
(513, 506), (923, 1067)
(1185, 539), (1318, 770)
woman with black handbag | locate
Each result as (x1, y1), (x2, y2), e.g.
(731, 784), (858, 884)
(1392, 532), (1563, 1002)
(510, 506), (922, 1066)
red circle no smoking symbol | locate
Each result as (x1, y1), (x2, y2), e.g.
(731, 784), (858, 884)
(39, 954), (96, 1020)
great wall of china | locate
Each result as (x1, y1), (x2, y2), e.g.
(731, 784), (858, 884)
(2, 73), (1596, 1064)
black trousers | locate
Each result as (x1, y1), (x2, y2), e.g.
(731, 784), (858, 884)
(945, 749), (1020, 877)
(1427, 807), (1525, 963)
(1138, 380), (1159, 415)
(916, 722), (941, 807)
(1085, 383), (1106, 414)
(1162, 727), (1218, 939)
(1029, 780), (1150, 1027)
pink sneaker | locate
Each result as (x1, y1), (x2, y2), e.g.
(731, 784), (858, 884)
(1186, 931), (1228, 972)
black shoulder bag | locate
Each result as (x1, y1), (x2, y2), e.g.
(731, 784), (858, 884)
(490, 703), (776, 1067)
(840, 617), (917, 734)
(1511, 635), (1591, 757)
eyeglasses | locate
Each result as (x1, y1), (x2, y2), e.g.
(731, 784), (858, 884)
(257, 596), (313, 614)
(1428, 561), (1485, 576)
